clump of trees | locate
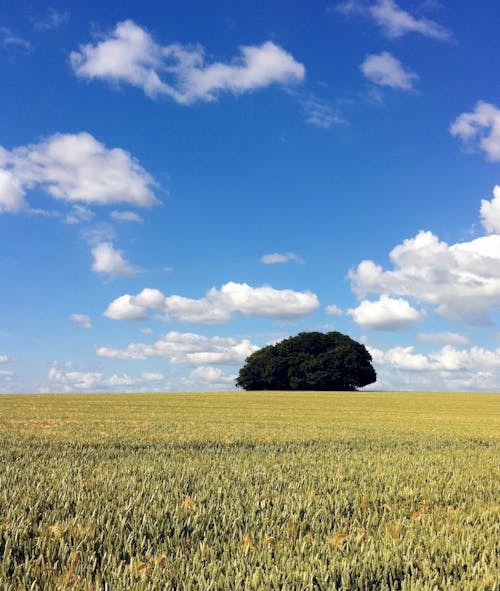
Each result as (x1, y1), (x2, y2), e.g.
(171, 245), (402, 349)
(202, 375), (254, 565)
(236, 331), (376, 391)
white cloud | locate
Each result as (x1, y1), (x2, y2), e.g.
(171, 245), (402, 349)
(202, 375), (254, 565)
(104, 282), (319, 323)
(450, 102), (500, 162)
(360, 52), (417, 90)
(370, 345), (431, 370)
(110, 210), (143, 223)
(189, 366), (234, 384)
(326, 304), (343, 316)
(481, 186), (500, 233)
(335, 0), (450, 40)
(49, 365), (102, 390)
(0, 169), (26, 212)
(349, 230), (500, 324)
(429, 345), (500, 371)
(71, 20), (305, 104)
(417, 332), (469, 345)
(69, 314), (92, 329)
(370, 0), (450, 39)
(48, 364), (167, 392)
(0, 132), (158, 214)
(261, 252), (303, 264)
(107, 373), (135, 386)
(91, 242), (139, 277)
(368, 342), (500, 391)
(96, 331), (258, 365)
(348, 295), (421, 330)
(140, 327), (154, 335)
(0, 355), (11, 363)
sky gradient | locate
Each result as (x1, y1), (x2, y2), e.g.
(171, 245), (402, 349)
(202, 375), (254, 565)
(1, 0), (500, 393)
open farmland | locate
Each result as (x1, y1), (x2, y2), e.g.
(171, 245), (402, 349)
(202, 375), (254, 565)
(0, 391), (499, 590)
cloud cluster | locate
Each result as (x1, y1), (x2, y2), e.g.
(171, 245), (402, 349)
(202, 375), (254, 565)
(0, 132), (158, 213)
(104, 282), (319, 323)
(368, 343), (500, 391)
(348, 295), (421, 330)
(350, 229), (500, 324)
(450, 102), (500, 162)
(96, 331), (258, 365)
(360, 52), (417, 90)
(336, 0), (451, 40)
(71, 20), (305, 104)
(49, 364), (165, 391)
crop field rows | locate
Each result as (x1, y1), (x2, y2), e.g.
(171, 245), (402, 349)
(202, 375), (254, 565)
(0, 391), (499, 590)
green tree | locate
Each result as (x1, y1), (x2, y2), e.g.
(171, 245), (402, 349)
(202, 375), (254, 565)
(236, 331), (376, 391)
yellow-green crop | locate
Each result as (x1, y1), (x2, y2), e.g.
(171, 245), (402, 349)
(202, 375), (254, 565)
(0, 391), (499, 590)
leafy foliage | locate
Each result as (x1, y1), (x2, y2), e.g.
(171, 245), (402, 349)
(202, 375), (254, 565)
(236, 331), (376, 391)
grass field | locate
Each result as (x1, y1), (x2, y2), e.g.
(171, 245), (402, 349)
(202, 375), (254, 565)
(0, 391), (499, 590)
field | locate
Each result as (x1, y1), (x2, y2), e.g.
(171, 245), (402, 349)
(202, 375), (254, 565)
(0, 391), (499, 590)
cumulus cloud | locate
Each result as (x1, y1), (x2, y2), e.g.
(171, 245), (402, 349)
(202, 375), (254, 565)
(189, 366), (234, 384)
(480, 186), (500, 233)
(368, 342), (500, 391)
(0, 355), (12, 363)
(349, 230), (500, 324)
(370, 345), (431, 370)
(348, 295), (421, 330)
(335, 0), (450, 40)
(0, 132), (158, 214)
(450, 102), (500, 162)
(104, 282), (319, 323)
(417, 332), (469, 345)
(96, 331), (258, 365)
(91, 242), (139, 277)
(360, 52), (417, 90)
(70, 20), (305, 104)
(0, 169), (26, 212)
(110, 210), (143, 223)
(48, 364), (167, 392)
(49, 365), (102, 390)
(261, 252), (303, 264)
(69, 314), (92, 329)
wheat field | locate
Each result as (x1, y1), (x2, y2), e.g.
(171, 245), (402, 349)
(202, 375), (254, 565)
(0, 391), (499, 590)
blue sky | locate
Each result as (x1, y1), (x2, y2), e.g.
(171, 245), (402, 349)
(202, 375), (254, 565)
(1, 0), (500, 393)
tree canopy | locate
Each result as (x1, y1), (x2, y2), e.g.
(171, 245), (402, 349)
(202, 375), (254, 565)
(236, 331), (376, 391)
